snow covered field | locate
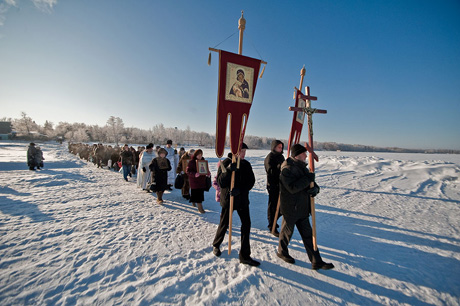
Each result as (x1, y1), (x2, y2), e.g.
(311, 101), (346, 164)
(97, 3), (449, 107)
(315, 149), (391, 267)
(1, 141), (459, 305)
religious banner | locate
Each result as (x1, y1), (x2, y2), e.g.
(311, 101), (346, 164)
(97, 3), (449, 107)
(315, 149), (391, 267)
(287, 88), (305, 154)
(215, 50), (262, 158)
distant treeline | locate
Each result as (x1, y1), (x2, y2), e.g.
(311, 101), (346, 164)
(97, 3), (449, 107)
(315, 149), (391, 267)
(2, 113), (459, 154)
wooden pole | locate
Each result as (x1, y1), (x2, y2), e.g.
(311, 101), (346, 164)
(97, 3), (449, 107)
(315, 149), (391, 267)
(228, 11), (245, 255)
(238, 11), (245, 55)
(305, 85), (318, 251)
(272, 66), (306, 235)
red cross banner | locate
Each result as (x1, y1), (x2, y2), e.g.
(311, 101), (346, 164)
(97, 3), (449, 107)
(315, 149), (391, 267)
(215, 50), (262, 158)
(287, 88), (306, 153)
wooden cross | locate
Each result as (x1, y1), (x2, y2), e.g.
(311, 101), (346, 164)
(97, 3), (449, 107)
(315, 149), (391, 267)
(288, 86), (327, 250)
(289, 86), (327, 172)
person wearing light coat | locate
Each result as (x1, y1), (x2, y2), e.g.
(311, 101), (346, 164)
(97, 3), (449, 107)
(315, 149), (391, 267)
(137, 143), (156, 191)
(164, 140), (176, 188)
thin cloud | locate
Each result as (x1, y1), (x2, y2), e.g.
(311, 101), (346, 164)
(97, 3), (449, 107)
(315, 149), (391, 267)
(31, 0), (57, 13)
(0, 0), (58, 27)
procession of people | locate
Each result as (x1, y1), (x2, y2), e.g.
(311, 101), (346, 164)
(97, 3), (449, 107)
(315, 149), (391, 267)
(60, 139), (334, 270)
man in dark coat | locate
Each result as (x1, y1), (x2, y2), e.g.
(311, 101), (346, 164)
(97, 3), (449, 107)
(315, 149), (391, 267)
(277, 143), (334, 270)
(120, 144), (134, 181)
(264, 139), (285, 236)
(27, 143), (37, 171)
(211, 143), (260, 266)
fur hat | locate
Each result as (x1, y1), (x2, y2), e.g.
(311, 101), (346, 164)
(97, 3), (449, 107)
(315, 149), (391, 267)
(157, 148), (168, 156)
(290, 143), (307, 157)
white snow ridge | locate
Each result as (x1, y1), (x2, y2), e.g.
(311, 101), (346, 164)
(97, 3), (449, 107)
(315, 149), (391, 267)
(1, 142), (459, 305)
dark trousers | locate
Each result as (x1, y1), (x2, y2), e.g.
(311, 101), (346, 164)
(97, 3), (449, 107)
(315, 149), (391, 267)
(212, 205), (251, 258)
(267, 187), (280, 229)
(278, 216), (322, 264)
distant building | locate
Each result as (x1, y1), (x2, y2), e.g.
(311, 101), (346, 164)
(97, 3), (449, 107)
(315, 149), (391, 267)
(0, 122), (12, 140)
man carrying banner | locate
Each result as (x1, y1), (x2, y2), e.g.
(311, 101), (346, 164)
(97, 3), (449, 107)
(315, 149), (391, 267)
(276, 143), (334, 270)
(211, 143), (260, 267)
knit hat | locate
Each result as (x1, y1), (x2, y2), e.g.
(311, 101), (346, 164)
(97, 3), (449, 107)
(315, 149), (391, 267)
(290, 144), (307, 157)
(241, 142), (248, 150)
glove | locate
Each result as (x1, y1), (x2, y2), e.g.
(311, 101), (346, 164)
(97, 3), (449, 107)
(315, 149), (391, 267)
(142, 167), (146, 172)
(230, 188), (240, 197)
(227, 162), (238, 172)
(195, 173), (201, 178)
(307, 183), (320, 197)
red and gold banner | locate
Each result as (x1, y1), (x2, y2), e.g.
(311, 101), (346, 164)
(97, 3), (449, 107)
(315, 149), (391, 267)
(215, 50), (262, 158)
(287, 88), (305, 154)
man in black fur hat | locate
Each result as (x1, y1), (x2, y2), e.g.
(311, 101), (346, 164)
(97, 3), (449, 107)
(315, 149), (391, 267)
(276, 143), (334, 270)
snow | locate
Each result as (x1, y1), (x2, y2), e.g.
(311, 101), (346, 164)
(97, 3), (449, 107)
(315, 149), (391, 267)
(1, 141), (459, 305)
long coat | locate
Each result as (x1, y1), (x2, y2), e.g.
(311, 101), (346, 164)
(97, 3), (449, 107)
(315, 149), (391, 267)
(279, 157), (315, 222)
(186, 158), (207, 190)
(137, 150), (156, 189)
(27, 145), (37, 167)
(149, 157), (172, 192)
(217, 156), (255, 210)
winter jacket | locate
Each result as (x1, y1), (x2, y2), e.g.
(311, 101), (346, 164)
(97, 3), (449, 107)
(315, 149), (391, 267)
(217, 156), (255, 209)
(120, 150), (134, 166)
(27, 145), (37, 167)
(264, 140), (285, 190)
(149, 157), (172, 191)
(177, 153), (191, 174)
(279, 157), (316, 222)
(186, 158), (207, 190)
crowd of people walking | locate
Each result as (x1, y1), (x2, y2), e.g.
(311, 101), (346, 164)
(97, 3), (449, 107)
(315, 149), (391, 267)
(64, 139), (333, 269)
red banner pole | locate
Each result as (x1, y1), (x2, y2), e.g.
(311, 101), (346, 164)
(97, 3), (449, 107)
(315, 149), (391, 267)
(228, 11), (246, 255)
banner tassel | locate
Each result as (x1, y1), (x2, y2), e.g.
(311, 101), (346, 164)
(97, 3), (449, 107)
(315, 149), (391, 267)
(208, 52), (212, 66)
(259, 64), (266, 78)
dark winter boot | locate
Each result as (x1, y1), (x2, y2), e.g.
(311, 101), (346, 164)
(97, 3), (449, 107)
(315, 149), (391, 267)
(312, 261), (334, 270)
(239, 254), (260, 267)
(277, 252), (295, 264)
(212, 247), (222, 257)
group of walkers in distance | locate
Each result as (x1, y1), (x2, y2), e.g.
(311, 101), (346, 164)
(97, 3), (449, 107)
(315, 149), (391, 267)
(27, 142), (45, 171)
(64, 139), (334, 269)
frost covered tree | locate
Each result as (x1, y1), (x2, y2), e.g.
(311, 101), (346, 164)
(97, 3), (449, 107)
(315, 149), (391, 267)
(106, 116), (124, 146)
(12, 112), (39, 137)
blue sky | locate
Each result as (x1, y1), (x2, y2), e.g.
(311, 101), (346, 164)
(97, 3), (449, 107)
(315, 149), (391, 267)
(1, 0), (459, 150)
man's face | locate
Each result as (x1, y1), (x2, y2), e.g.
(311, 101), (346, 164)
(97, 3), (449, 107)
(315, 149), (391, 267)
(295, 151), (307, 162)
(275, 144), (283, 153)
(239, 149), (247, 160)
(124, 145), (129, 151)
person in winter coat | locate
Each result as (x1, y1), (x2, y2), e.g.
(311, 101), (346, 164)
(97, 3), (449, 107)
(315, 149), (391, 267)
(149, 148), (172, 204)
(137, 143), (156, 191)
(177, 149), (195, 200)
(211, 143), (260, 267)
(95, 143), (105, 168)
(277, 143), (334, 270)
(186, 149), (210, 214)
(120, 144), (135, 181)
(164, 140), (176, 189)
(264, 140), (285, 237)
(35, 146), (45, 169)
(27, 143), (37, 170)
